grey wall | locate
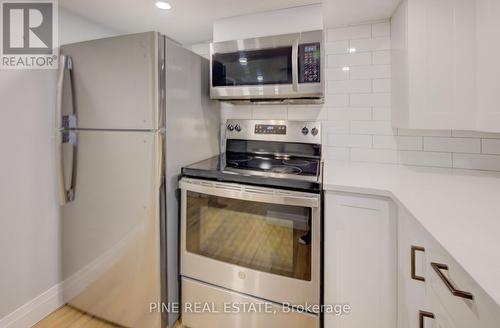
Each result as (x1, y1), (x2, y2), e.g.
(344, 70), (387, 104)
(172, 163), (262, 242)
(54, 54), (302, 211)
(0, 9), (119, 319)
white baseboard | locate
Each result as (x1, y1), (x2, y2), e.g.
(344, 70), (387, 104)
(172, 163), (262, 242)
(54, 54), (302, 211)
(0, 283), (64, 328)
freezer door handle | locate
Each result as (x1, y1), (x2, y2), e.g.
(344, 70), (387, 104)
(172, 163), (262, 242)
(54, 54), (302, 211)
(57, 131), (78, 205)
(56, 55), (77, 129)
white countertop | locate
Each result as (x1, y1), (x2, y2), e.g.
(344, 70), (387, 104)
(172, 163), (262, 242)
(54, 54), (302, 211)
(323, 161), (500, 307)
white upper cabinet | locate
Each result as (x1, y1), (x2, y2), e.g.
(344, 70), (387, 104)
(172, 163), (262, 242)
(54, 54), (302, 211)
(391, 0), (476, 130)
(476, 0), (500, 132)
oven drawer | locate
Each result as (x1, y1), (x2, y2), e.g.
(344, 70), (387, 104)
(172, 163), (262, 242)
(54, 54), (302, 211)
(181, 277), (319, 328)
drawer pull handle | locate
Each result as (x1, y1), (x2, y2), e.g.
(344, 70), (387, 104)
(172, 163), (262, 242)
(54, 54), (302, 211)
(419, 311), (435, 328)
(411, 246), (425, 282)
(431, 262), (474, 300)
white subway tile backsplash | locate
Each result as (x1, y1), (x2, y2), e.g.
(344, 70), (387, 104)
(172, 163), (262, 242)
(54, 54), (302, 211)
(399, 151), (452, 168)
(325, 41), (349, 54)
(398, 129), (452, 137)
(453, 153), (500, 171)
(325, 94), (349, 107)
(452, 130), (500, 138)
(372, 51), (391, 65)
(328, 134), (372, 148)
(327, 25), (371, 41)
(350, 121), (395, 135)
(373, 136), (423, 150)
(372, 107), (391, 121)
(251, 107), (287, 120)
(350, 93), (391, 107)
(349, 37), (390, 52)
(323, 120), (350, 135)
(372, 22), (391, 37)
(482, 139), (500, 155)
(372, 79), (391, 93)
(288, 106), (326, 120)
(323, 147), (350, 161)
(328, 107), (372, 121)
(424, 137), (481, 153)
(325, 67), (349, 80)
(328, 53), (372, 67)
(350, 148), (399, 164)
(349, 65), (391, 79)
(328, 80), (372, 94)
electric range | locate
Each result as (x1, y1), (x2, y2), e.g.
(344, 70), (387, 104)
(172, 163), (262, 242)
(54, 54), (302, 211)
(179, 120), (323, 328)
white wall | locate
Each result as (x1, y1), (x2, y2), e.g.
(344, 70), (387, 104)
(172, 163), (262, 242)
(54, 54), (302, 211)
(0, 8), (119, 324)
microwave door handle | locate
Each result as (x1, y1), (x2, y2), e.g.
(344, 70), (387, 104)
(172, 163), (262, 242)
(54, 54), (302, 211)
(292, 39), (299, 92)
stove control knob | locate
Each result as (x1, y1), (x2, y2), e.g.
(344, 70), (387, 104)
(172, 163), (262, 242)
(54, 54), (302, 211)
(311, 127), (319, 136)
(302, 127), (309, 135)
(227, 124), (234, 131)
(235, 124), (242, 132)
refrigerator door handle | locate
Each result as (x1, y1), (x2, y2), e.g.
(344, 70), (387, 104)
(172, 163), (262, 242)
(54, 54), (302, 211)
(56, 55), (77, 129)
(57, 131), (78, 205)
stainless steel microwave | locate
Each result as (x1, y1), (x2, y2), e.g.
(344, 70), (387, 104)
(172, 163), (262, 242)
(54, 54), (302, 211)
(210, 30), (324, 104)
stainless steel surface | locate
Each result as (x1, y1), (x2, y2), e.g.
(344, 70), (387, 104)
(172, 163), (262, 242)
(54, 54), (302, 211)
(225, 98), (325, 105)
(225, 119), (321, 145)
(57, 32), (221, 328)
(210, 30), (323, 101)
(180, 177), (321, 307)
(182, 277), (320, 328)
(164, 37), (221, 327)
(61, 130), (163, 328)
(60, 32), (161, 130)
(61, 131), (77, 202)
(292, 39), (299, 92)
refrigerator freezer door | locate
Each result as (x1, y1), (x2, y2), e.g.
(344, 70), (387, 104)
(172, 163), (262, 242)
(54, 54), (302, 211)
(60, 130), (164, 327)
(60, 32), (161, 130)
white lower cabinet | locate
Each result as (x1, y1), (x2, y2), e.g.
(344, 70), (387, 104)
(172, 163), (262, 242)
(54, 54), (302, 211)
(398, 208), (500, 328)
(324, 192), (397, 328)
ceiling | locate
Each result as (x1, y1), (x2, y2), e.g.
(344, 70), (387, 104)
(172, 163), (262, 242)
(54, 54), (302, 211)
(59, 0), (401, 45)
(59, 0), (322, 45)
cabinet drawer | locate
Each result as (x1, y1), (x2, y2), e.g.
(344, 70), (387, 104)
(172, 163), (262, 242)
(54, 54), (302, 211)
(427, 241), (500, 328)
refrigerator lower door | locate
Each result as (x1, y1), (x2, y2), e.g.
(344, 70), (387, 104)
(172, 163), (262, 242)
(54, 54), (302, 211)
(60, 130), (164, 327)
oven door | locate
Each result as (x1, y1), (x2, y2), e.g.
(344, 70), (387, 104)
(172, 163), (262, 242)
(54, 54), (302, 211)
(180, 178), (320, 308)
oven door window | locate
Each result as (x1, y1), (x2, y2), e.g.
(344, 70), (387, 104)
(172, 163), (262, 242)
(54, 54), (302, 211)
(186, 191), (312, 281)
(212, 47), (293, 87)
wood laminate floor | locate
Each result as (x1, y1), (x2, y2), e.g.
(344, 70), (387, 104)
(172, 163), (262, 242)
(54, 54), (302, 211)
(33, 306), (183, 328)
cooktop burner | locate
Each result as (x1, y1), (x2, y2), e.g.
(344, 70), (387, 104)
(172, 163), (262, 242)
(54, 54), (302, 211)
(225, 153), (318, 177)
(270, 165), (302, 175)
(282, 159), (312, 167)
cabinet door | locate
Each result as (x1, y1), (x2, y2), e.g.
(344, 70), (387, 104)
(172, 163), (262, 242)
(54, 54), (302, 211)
(476, 0), (500, 132)
(392, 0), (476, 130)
(324, 192), (397, 328)
(398, 208), (432, 328)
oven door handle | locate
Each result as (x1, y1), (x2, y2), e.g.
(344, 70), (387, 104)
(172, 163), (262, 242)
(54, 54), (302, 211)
(179, 179), (319, 208)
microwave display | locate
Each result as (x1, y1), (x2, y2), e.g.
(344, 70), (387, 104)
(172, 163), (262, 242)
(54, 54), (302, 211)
(299, 43), (321, 83)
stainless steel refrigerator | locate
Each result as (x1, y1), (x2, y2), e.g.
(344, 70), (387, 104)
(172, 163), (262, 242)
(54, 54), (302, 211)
(56, 32), (220, 327)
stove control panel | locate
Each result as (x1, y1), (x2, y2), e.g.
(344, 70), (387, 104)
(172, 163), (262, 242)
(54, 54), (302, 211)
(225, 120), (321, 144)
(255, 124), (287, 135)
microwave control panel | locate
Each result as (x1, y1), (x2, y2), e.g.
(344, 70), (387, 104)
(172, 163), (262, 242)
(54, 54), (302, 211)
(299, 43), (321, 83)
